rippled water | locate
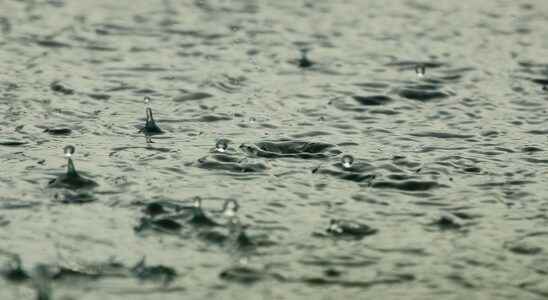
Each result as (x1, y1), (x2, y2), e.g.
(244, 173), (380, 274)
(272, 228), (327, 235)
(2, 0), (548, 299)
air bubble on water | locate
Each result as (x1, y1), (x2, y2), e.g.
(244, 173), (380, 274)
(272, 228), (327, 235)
(63, 145), (75, 158)
(222, 199), (240, 218)
(415, 64), (426, 77)
(215, 139), (228, 153)
(341, 155), (354, 169)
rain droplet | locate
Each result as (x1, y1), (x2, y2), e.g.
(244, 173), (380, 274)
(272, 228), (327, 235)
(144, 96), (151, 108)
(141, 95), (162, 137)
(63, 145), (75, 158)
(193, 197), (202, 208)
(222, 199), (239, 218)
(415, 64), (426, 77)
(215, 139), (228, 153)
(341, 155), (354, 169)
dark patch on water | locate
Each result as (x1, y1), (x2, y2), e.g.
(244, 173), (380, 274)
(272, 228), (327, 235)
(0, 140), (28, 146)
(353, 95), (393, 106)
(173, 92), (214, 102)
(49, 81), (74, 95)
(43, 128), (72, 135)
(131, 258), (177, 285)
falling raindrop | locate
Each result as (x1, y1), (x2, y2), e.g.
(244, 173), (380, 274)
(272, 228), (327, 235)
(341, 155), (354, 169)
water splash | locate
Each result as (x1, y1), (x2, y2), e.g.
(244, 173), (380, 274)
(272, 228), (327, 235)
(64, 144), (75, 157)
(222, 199), (240, 218)
(222, 199), (254, 251)
(215, 139), (229, 153)
(326, 219), (378, 239)
(64, 145), (77, 177)
(189, 197), (218, 226)
(298, 48), (313, 68)
(140, 96), (163, 139)
(415, 64), (426, 78)
(341, 155), (354, 169)
(48, 145), (97, 189)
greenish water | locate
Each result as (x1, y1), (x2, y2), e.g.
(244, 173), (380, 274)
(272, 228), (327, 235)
(1, 0), (548, 299)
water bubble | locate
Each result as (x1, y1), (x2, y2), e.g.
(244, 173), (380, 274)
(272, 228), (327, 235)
(222, 199), (239, 218)
(63, 145), (75, 158)
(415, 64), (426, 77)
(341, 155), (354, 169)
(215, 139), (228, 153)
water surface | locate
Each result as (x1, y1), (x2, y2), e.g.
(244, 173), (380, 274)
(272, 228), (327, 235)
(1, 0), (548, 299)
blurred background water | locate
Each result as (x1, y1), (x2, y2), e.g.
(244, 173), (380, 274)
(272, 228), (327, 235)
(1, 0), (548, 299)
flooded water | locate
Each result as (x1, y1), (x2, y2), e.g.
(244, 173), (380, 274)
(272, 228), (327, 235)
(1, 0), (548, 299)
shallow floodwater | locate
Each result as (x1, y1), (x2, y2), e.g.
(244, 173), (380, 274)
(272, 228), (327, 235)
(1, 0), (548, 299)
